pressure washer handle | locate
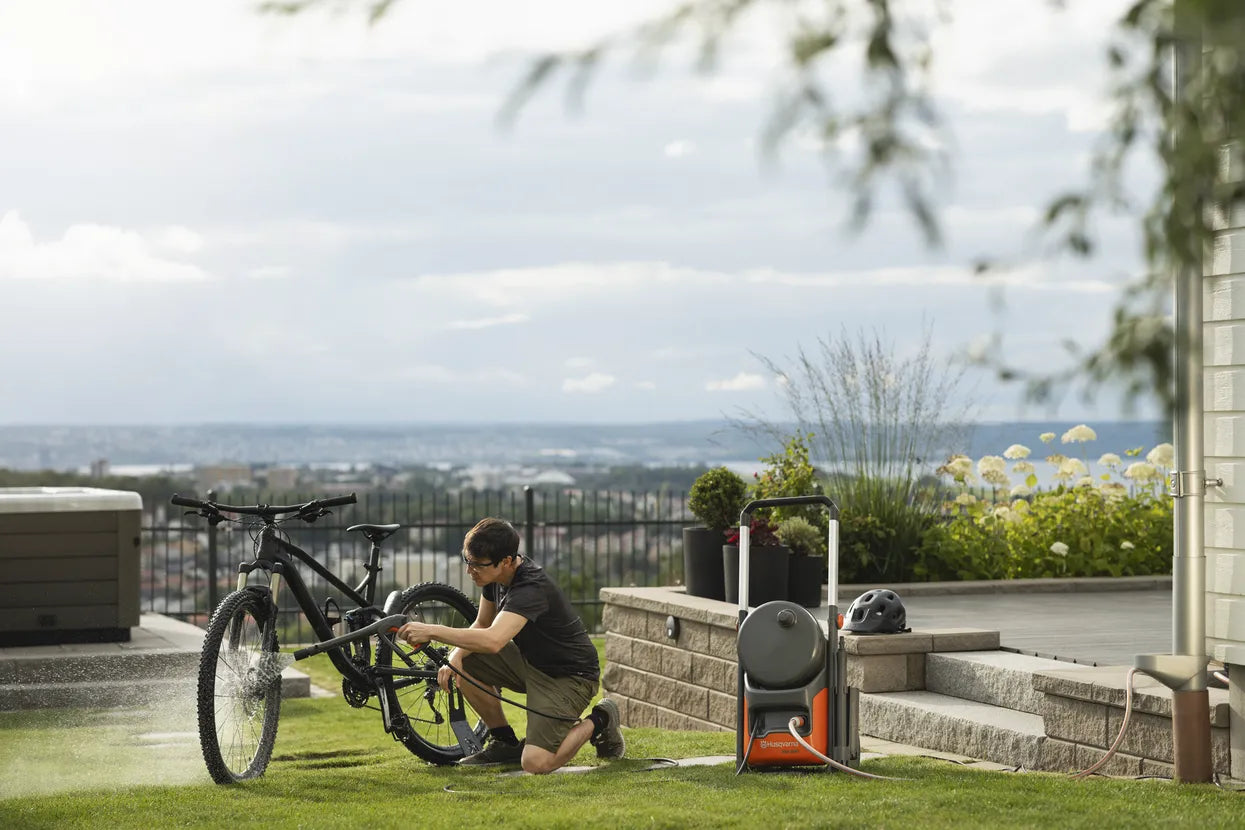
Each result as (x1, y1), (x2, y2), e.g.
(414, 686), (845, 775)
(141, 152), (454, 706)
(737, 495), (841, 615)
(292, 613), (409, 660)
(740, 495), (839, 518)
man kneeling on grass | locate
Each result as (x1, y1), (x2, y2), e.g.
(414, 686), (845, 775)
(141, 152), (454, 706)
(397, 517), (624, 773)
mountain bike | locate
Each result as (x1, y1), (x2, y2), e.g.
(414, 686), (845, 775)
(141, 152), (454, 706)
(171, 492), (488, 784)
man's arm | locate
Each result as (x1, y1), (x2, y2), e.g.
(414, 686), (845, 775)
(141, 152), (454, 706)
(398, 607), (527, 655)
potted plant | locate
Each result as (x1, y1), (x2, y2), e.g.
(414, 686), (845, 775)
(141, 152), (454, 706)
(722, 517), (790, 606)
(684, 466), (748, 600)
(777, 516), (827, 608)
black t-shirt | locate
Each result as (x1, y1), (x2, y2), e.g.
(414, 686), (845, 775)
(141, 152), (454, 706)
(482, 558), (599, 681)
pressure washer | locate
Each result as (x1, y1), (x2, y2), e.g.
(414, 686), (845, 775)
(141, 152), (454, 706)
(734, 495), (859, 772)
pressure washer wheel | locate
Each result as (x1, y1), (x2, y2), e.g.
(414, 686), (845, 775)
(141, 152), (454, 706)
(841, 589), (909, 634)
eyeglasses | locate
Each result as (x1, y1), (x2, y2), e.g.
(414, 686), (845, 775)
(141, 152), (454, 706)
(461, 554), (500, 571)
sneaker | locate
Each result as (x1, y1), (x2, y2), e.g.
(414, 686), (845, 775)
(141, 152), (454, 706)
(589, 699), (625, 760)
(458, 737), (525, 766)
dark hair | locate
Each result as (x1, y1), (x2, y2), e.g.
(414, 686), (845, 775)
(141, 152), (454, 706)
(463, 518), (521, 564)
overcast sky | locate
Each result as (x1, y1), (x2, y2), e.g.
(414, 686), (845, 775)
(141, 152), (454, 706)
(0, 0), (1158, 425)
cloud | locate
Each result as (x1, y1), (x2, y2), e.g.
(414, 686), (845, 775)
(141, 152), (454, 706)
(246, 265), (291, 280)
(564, 357), (594, 369)
(706, 372), (766, 392)
(635, 381), (657, 391)
(444, 313), (529, 330)
(563, 372), (616, 394)
(664, 140), (696, 158)
(398, 365), (526, 384)
(0, 210), (209, 282)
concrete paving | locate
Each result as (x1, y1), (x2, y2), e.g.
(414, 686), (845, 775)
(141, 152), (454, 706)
(829, 582), (1173, 667)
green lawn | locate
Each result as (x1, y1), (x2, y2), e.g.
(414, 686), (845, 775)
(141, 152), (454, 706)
(1, 648), (1241, 828)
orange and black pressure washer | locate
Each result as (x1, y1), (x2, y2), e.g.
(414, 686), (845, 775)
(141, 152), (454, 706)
(734, 495), (859, 771)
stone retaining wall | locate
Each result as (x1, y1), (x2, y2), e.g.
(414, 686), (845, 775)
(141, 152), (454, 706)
(602, 585), (1231, 776)
(601, 586), (998, 731)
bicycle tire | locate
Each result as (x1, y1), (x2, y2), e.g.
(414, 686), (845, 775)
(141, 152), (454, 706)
(197, 588), (283, 784)
(375, 582), (488, 765)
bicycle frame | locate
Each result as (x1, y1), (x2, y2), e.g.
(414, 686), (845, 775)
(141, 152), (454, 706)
(240, 525), (437, 702)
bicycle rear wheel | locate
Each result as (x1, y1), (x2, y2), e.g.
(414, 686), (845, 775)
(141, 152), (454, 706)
(197, 588), (283, 784)
(376, 582), (488, 765)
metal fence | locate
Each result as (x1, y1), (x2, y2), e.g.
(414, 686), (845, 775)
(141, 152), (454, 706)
(142, 486), (691, 642)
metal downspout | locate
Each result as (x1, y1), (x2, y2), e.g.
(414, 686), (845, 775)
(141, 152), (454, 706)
(1133, 9), (1213, 782)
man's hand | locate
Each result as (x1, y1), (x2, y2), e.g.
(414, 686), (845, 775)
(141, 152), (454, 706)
(397, 621), (434, 649)
(437, 663), (455, 693)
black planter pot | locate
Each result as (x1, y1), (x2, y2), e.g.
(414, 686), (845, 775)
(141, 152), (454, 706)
(682, 527), (726, 600)
(787, 555), (826, 608)
(722, 544), (791, 606)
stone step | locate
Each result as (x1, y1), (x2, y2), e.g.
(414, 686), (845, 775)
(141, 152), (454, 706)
(925, 650), (1093, 715)
(0, 666), (310, 711)
(1, 649), (199, 686)
(859, 690), (1053, 769)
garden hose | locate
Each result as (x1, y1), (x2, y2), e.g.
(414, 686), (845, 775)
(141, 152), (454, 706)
(1069, 668), (1138, 779)
(785, 718), (910, 780)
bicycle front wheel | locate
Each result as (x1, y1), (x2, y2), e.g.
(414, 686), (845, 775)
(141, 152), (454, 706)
(197, 588), (283, 784)
(376, 582), (488, 765)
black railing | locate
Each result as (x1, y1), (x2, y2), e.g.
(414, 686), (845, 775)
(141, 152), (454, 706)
(143, 486), (691, 642)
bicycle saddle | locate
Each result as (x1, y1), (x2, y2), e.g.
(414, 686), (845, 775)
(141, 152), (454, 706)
(346, 523), (401, 543)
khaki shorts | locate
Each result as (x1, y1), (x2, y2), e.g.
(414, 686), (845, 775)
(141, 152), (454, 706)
(461, 642), (598, 753)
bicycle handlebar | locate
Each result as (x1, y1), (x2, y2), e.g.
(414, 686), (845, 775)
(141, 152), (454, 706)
(170, 492), (358, 516)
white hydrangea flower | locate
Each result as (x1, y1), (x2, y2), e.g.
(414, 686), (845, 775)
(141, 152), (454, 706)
(1123, 461), (1159, 481)
(1061, 424), (1097, 443)
(1039, 432), (1056, 443)
(1121, 541), (1135, 550)
(1050, 541), (1069, 556)
(1098, 453), (1122, 468)
(1011, 460), (1036, 474)
(1004, 444), (1031, 459)
(1010, 498), (1031, 512)
(1146, 443), (1174, 469)
(992, 506), (1011, 522)
(1059, 457), (1088, 477)
(939, 454), (975, 482)
(954, 492), (977, 506)
(1010, 484), (1032, 498)
(1075, 476), (1096, 488)
(977, 455), (1007, 476)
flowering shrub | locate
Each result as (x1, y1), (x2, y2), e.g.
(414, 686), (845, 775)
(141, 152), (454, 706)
(916, 426), (1174, 581)
(725, 517), (782, 548)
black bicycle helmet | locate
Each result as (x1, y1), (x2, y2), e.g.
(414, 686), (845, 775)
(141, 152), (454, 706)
(841, 589), (909, 634)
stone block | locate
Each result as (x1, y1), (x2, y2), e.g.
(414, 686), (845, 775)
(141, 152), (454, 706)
(692, 653), (735, 695)
(626, 697), (659, 728)
(707, 624), (738, 661)
(1107, 708), (1172, 762)
(906, 653), (926, 691)
(661, 645), (693, 682)
(646, 611), (668, 643)
(843, 632), (932, 655)
(1034, 738), (1078, 773)
(657, 706), (708, 732)
(606, 606), (649, 640)
(858, 691), (1045, 768)
(604, 632), (633, 667)
(707, 689), (737, 727)
(631, 640), (662, 674)
(847, 654), (909, 693)
(678, 619), (711, 655)
(1042, 695), (1109, 747)
(929, 629), (1000, 651)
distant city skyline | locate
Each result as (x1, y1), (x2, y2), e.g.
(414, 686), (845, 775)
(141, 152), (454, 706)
(0, 1), (1158, 425)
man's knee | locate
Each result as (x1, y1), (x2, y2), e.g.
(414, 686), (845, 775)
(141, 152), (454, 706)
(521, 745), (561, 775)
